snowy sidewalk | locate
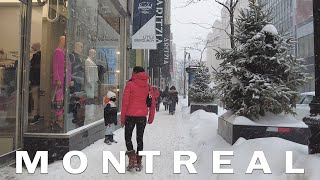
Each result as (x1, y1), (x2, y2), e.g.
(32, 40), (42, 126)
(0, 101), (190, 180)
(1, 99), (320, 180)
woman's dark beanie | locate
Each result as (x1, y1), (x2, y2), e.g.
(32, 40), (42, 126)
(133, 66), (145, 73)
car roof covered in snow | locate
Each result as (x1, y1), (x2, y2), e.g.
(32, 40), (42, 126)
(300, 92), (315, 96)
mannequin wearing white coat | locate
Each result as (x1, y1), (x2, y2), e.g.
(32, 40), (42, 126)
(85, 49), (98, 99)
(84, 49), (99, 123)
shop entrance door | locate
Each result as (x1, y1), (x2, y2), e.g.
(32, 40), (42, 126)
(0, 0), (31, 165)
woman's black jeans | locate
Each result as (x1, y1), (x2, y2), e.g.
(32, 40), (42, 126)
(125, 116), (147, 153)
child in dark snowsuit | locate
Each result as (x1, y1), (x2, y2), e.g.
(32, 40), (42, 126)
(104, 91), (118, 145)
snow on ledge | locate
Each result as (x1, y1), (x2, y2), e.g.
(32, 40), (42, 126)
(220, 111), (307, 128)
(190, 102), (217, 105)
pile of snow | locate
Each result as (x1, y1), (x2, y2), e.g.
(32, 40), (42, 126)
(218, 106), (227, 115)
(189, 110), (219, 146)
(1, 104), (319, 180)
(187, 110), (320, 180)
(221, 111), (307, 128)
(262, 24), (278, 35)
(216, 137), (320, 180)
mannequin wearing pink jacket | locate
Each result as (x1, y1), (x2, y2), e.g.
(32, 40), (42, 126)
(52, 36), (71, 129)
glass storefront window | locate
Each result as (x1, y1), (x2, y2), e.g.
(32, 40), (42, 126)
(67, 0), (121, 130)
(26, 0), (69, 133)
(0, 0), (25, 156)
(27, 0), (122, 133)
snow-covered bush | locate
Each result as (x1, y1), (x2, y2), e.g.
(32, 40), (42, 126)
(214, 0), (306, 119)
(189, 62), (215, 103)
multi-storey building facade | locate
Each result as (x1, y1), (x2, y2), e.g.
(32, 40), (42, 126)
(206, 0), (249, 72)
(260, 0), (296, 36)
(262, 0), (314, 92)
(295, 0), (314, 92)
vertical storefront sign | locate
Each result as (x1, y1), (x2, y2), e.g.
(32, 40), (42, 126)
(132, 0), (157, 49)
(149, 0), (164, 67)
(162, 24), (171, 77)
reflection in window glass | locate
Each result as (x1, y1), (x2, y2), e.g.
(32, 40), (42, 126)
(302, 95), (313, 105)
(27, 1), (68, 133)
(0, 0), (21, 156)
(66, 0), (121, 130)
(27, 0), (122, 133)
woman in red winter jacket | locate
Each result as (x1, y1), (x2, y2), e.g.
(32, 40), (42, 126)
(153, 86), (161, 111)
(121, 66), (156, 171)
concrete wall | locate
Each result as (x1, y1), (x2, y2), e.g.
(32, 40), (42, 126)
(0, 5), (42, 53)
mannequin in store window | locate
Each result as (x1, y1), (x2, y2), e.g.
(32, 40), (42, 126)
(69, 42), (84, 93)
(85, 49), (98, 99)
(52, 36), (71, 130)
(29, 42), (41, 124)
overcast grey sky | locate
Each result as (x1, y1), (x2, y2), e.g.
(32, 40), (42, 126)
(171, 0), (223, 61)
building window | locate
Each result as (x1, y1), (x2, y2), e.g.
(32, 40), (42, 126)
(25, 0), (123, 133)
(298, 33), (314, 59)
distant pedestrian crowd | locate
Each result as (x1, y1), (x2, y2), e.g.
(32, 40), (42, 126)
(153, 85), (179, 115)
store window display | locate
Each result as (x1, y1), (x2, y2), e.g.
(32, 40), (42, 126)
(24, 0), (124, 133)
(52, 36), (71, 130)
(69, 42), (84, 93)
(0, 0), (23, 156)
(85, 49), (98, 99)
(29, 43), (41, 124)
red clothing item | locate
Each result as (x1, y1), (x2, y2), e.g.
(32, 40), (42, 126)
(121, 72), (156, 124)
(153, 88), (160, 103)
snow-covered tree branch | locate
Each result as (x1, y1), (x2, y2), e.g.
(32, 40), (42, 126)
(214, 0), (307, 119)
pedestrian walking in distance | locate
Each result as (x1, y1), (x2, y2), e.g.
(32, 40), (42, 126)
(153, 86), (161, 112)
(104, 91), (118, 145)
(168, 86), (179, 115)
(162, 86), (169, 111)
(121, 66), (156, 172)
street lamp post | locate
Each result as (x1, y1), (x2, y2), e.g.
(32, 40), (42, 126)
(183, 48), (191, 99)
(303, 0), (320, 154)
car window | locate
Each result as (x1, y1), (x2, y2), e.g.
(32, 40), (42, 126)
(302, 95), (314, 104)
(298, 95), (306, 104)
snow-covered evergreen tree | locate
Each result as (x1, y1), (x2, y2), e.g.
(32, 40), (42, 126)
(189, 62), (215, 103)
(214, 0), (306, 119)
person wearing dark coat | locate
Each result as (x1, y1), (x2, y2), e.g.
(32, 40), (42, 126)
(29, 43), (41, 124)
(104, 91), (118, 145)
(162, 86), (169, 111)
(168, 86), (179, 115)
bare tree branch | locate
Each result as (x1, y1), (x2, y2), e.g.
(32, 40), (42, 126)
(215, 0), (231, 14)
(186, 36), (220, 62)
(176, 20), (232, 38)
(176, 0), (208, 8)
(179, 0), (240, 49)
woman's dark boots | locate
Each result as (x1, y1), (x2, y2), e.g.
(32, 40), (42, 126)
(104, 135), (118, 145)
(104, 135), (111, 145)
(126, 150), (136, 171)
(136, 153), (143, 172)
